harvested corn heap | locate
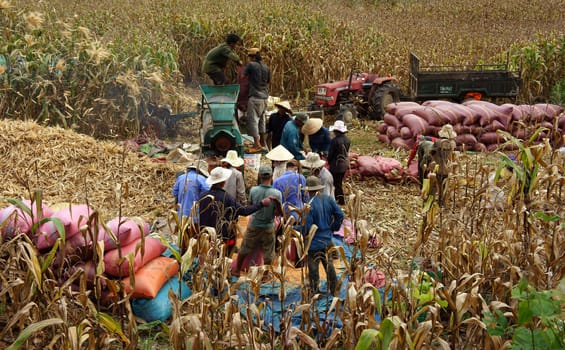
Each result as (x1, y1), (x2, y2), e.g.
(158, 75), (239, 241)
(0, 119), (181, 219)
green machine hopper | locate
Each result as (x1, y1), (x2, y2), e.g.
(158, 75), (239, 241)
(199, 84), (245, 158)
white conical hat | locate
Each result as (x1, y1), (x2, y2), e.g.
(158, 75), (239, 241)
(266, 145), (294, 161)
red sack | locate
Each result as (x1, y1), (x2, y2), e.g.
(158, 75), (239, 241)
(105, 217), (150, 251)
(36, 204), (93, 250)
(400, 126), (413, 139)
(385, 101), (421, 115)
(0, 200), (53, 238)
(391, 137), (414, 151)
(402, 114), (430, 136)
(383, 113), (402, 129)
(375, 156), (403, 181)
(103, 237), (166, 277)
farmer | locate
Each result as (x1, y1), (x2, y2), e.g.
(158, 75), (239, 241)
(266, 144), (295, 181)
(303, 176), (344, 296)
(202, 33), (243, 85)
(327, 120), (350, 205)
(221, 150), (246, 204)
(302, 118), (331, 157)
(199, 167), (273, 257)
(430, 124), (457, 204)
(231, 165), (282, 277)
(408, 124), (457, 186)
(300, 152), (334, 197)
(173, 160), (210, 220)
(243, 47), (271, 153)
(266, 101), (293, 149)
(273, 160), (307, 223)
(280, 113), (309, 160)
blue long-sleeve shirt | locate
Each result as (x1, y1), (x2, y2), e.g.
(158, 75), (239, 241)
(173, 170), (210, 218)
(273, 170), (307, 221)
(308, 126), (331, 156)
(304, 194), (344, 251)
(280, 121), (304, 160)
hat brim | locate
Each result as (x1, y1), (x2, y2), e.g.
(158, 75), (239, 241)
(266, 145), (294, 161)
(300, 159), (326, 169)
(206, 168), (232, 185)
(187, 164), (209, 177)
(274, 102), (292, 113)
(329, 126), (347, 133)
(302, 119), (323, 136)
(221, 158), (244, 167)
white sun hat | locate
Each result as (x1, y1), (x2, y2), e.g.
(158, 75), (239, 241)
(329, 120), (348, 133)
(221, 150), (244, 167)
(206, 167), (233, 185)
(300, 152), (326, 169)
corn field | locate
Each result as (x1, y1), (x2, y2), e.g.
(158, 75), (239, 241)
(1, 0), (564, 349)
(2, 0), (564, 137)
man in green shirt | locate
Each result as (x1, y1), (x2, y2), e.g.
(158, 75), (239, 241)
(202, 33), (243, 85)
(232, 165), (282, 276)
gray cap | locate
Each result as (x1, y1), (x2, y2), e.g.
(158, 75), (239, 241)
(294, 113), (309, 124)
(258, 165), (272, 176)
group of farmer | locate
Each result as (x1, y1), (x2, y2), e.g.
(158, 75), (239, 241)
(173, 146), (346, 294)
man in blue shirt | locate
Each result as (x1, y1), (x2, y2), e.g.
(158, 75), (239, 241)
(280, 113), (308, 160)
(173, 160), (210, 220)
(303, 176), (344, 296)
(302, 118), (331, 157)
(273, 160), (307, 224)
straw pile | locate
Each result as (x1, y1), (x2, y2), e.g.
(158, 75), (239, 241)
(0, 119), (183, 220)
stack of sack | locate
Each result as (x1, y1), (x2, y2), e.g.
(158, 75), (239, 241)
(346, 151), (404, 182)
(0, 200), (191, 322)
(377, 100), (565, 152)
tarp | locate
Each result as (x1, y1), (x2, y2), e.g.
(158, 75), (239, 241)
(234, 236), (389, 333)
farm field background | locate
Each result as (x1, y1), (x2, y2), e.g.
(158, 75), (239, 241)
(1, 0), (564, 349)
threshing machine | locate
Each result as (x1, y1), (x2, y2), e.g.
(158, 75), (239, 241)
(199, 84), (245, 158)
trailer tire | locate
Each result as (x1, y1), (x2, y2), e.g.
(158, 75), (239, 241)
(370, 83), (401, 120)
(337, 104), (358, 125)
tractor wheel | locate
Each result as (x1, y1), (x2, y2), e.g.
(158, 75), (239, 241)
(369, 82), (401, 120)
(337, 104), (358, 125)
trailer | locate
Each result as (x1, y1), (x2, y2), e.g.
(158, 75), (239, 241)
(408, 52), (522, 102)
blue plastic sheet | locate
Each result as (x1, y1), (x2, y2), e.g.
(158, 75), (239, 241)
(234, 236), (390, 333)
(131, 276), (191, 322)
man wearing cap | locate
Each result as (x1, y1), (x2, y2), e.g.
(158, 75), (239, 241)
(300, 152), (334, 197)
(266, 144), (294, 181)
(280, 113), (308, 160)
(273, 160), (307, 223)
(244, 48), (271, 153)
(266, 101), (292, 149)
(232, 165), (282, 277)
(173, 160), (210, 219)
(221, 150), (246, 204)
(199, 167), (273, 257)
(327, 120), (350, 205)
(202, 33), (243, 85)
(302, 118), (331, 157)
(303, 176), (344, 296)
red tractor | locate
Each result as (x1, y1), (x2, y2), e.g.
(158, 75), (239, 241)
(309, 70), (401, 123)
